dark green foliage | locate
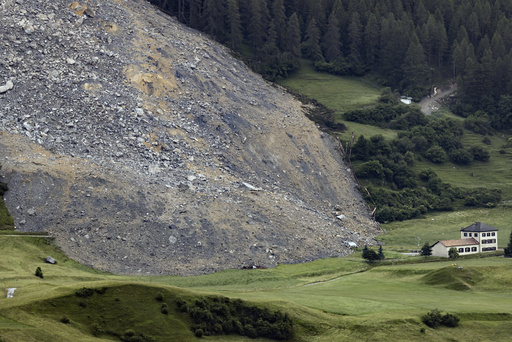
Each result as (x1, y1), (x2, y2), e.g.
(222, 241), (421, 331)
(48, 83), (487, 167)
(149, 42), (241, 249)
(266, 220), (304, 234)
(449, 148), (473, 165)
(180, 296), (293, 340)
(449, 248), (459, 259)
(194, 329), (203, 338)
(420, 243), (432, 257)
(35, 267), (43, 279)
(60, 316), (70, 324)
(425, 146), (447, 163)
(161, 303), (168, 315)
(442, 313), (460, 327)
(378, 246), (385, 260)
(422, 309), (443, 328)
(464, 112), (493, 135)
(422, 309), (460, 328)
(120, 329), (154, 342)
(362, 245), (379, 262)
(75, 287), (95, 298)
(504, 231), (512, 257)
(155, 293), (163, 302)
(470, 146), (490, 162)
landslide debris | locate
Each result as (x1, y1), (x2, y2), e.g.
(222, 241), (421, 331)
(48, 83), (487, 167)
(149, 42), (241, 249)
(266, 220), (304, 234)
(0, 0), (380, 275)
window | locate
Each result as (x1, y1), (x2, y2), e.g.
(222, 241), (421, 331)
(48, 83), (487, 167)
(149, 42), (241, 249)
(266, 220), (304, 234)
(471, 247), (477, 252)
(482, 240), (487, 244)
(464, 233), (468, 237)
(469, 233), (472, 237)
(458, 248), (464, 253)
(493, 239), (496, 243)
(475, 233), (478, 237)
(465, 247), (470, 252)
(487, 233), (491, 237)
(492, 232), (496, 236)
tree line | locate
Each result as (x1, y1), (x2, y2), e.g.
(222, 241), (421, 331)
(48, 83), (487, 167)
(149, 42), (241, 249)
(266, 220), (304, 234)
(151, 0), (512, 129)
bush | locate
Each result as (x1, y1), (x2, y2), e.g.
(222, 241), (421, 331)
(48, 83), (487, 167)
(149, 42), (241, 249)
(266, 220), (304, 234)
(194, 329), (203, 338)
(60, 316), (70, 324)
(449, 247), (459, 259)
(35, 267), (43, 279)
(441, 313), (460, 327)
(155, 293), (163, 302)
(449, 148), (473, 165)
(425, 146), (447, 163)
(75, 287), (95, 298)
(161, 303), (168, 315)
(470, 146), (490, 162)
(422, 309), (460, 328)
(422, 309), (443, 328)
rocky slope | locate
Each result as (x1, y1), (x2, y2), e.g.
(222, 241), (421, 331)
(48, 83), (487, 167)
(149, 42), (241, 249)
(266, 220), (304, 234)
(0, 0), (380, 275)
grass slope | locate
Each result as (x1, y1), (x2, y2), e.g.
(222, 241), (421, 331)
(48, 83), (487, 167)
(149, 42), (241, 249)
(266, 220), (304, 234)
(281, 65), (512, 202)
(1, 231), (512, 341)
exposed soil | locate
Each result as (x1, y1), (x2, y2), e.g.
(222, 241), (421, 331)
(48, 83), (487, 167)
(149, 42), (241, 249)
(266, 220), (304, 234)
(419, 84), (458, 115)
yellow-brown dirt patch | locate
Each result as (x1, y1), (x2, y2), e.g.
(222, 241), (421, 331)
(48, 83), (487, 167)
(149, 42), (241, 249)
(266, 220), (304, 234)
(68, 2), (87, 16)
(124, 65), (177, 97)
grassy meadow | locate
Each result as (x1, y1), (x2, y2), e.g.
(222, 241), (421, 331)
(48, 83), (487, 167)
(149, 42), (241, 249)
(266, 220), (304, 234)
(1, 227), (512, 341)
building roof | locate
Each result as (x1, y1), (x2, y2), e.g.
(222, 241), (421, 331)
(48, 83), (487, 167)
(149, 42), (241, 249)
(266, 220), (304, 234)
(435, 238), (479, 247)
(460, 222), (498, 232)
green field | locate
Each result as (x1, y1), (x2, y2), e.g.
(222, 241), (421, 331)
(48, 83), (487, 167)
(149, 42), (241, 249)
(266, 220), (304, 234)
(279, 61), (382, 115)
(1, 217), (512, 342)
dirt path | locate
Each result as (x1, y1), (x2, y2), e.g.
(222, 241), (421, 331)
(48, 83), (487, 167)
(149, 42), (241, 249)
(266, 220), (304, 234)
(419, 84), (458, 115)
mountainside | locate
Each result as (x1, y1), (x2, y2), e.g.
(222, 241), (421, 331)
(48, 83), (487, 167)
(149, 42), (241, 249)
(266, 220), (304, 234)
(0, 0), (380, 275)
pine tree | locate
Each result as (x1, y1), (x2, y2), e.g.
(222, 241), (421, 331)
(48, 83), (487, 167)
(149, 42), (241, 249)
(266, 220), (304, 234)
(378, 245), (385, 260)
(323, 12), (342, 63)
(303, 18), (323, 61)
(504, 231), (512, 257)
(362, 245), (379, 262)
(271, 0), (287, 51)
(364, 13), (379, 68)
(420, 242), (432, 256)
(348, 12), (363, 64)
(247, 0), (265, 48)
(402, 33), (430, 99)
(283, 13), (301, 69)
(227, 0), (243, 50)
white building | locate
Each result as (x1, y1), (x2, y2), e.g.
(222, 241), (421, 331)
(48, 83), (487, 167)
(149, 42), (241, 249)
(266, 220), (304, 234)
(431, 222), (498, 257)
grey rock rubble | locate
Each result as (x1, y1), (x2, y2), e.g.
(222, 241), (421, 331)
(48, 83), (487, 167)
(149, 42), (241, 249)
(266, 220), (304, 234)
(0, 0), (381, 275)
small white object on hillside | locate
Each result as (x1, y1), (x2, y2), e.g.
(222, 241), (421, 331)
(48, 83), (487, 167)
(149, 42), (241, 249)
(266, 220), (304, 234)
(6, 288), (16, 298)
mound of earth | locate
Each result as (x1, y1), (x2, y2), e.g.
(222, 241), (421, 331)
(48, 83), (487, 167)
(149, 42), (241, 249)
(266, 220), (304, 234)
(0, 0), (380, 275)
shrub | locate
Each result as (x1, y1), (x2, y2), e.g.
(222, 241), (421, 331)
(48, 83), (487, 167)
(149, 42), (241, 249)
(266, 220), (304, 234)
(362, 245), (379, 262)
(60, 316), (70, 324)
(425, 146), (447, 163)
(448, 247), (459, 259)
(422, 309), (443, 328)
(449, 148), (473, 165)
(422, 309), (460, 328)
(470, 146), (490, 162)
(194, 329), (203, 338)
(161, 303), (168, 315)
(35, 267), (43, 279)
(155, 293), (164, 302)
(75, 287), (95, 298)
(441, 313), (460, 327)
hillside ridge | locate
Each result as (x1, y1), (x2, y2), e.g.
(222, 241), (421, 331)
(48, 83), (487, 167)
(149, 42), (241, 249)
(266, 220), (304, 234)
(0, 0), (380, 275)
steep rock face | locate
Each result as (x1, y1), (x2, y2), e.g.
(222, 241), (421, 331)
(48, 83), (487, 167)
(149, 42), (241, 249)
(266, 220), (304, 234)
(0, 0), (380, 275)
